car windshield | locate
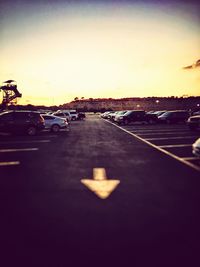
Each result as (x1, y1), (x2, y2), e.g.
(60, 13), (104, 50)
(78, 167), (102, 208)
(159, 112), (171, 117)
(123, 111), (133, 116)
(117, 111), (127, 115)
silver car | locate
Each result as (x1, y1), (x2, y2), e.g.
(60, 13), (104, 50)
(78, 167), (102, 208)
(114, 110), (128, 122)
(42, 114), (69, 133)
(52, 111), (71, 122)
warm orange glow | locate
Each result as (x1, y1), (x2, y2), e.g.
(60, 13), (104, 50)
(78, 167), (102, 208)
(0, 2), (200, 105)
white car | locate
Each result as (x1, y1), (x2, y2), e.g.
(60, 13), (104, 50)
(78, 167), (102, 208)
(192, 138), (200, 157)
(68, 110), (78, 120)
(52, 111), (71, 122)
(42, 114), (69, 133)
(187, 115), (200, 130)
(60, 110), (78, 121)
(114, 110), (128, 122)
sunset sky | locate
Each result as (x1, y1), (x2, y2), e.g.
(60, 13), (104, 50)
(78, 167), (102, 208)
(0, 0), (200, 106)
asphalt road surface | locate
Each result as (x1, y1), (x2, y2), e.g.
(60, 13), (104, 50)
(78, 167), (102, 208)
(1, 115), (200, 267)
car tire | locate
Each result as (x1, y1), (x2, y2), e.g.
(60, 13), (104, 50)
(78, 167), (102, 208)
(51, 124), (60, 133)
(27, 126), (37, 136)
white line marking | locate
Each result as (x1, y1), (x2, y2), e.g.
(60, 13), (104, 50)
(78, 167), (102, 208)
(129, 129), (189, 133)
(0, 161), (20, 166)
(181, 157), (200, 161)
(41, 135), (57, 138)
(0, 132), (11, 136)
(0, 148), (39, 153)
(146, 136), (198, 141)
(159, 144), (192, 148)
(124, 126), (187, 130)
(136, 131), (192, 136)
(0, 140), (50, 144)
(104, 120), (200, 172)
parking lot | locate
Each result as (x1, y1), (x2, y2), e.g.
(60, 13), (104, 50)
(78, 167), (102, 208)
(0, 129), (69, 167)
(105, 121), (200, 172)
(1, 115), (200, 266)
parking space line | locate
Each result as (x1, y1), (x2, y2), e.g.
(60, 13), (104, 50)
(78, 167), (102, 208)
(0, 148), (39, 153)
(159, 144), (192, 148)
(40, 135), (57, 138)
(124, 126), (187, 130)
(146, 136), (198, 141)
(129, 129), (188, 133)
(0, 161), (20, 166)
(0, 140), (51, 144)
(181, 157), (200, 161)
(0, 132), (11, 136)
(104, 120), (200, 172)
(136, 131), (191, 136)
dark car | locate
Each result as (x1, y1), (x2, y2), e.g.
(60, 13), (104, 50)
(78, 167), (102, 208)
(0, 110), (45, 136)
(116, 110), (158, 125)
(77, 112), (86, 120)
(187, 115), (200, 130)
(158, 110), (190, 124)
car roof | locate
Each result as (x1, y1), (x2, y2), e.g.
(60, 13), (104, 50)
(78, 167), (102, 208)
(0, 110), (39, 115)
(127, 110), (145, 112)
(167, 110), (188, 112)
(42, 114), (63, 118)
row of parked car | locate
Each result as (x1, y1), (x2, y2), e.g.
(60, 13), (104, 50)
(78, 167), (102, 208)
(101, 109), (200, 158)
(0, 109), (85, 136)
(40, 110), (86, 122)
(101, 110), (200, 130)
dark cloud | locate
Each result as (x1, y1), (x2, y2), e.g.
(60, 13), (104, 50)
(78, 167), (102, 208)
(183, 59), (200, 70)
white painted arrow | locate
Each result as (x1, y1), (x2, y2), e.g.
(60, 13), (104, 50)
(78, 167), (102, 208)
(81, 168), (120, 199)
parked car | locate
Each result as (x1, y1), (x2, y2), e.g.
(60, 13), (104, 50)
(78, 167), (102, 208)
(52, 111), (71, 122)
(68, 110), (78, 120)
(187, 115), (200, 130)
(114, 110), (128, 122)
(57, 110), (78, 121)
(0, 110), (45, 136)
(151, 110), (167, 117)
(158, 110), (190, 124)
(108, 111), (119, 121)
(116, 110), (158, 125)
(42, 114), (69, 133)
(101, 111), (114, 119)
(77, 112), (86, 120)
(192, 138), (200, 157)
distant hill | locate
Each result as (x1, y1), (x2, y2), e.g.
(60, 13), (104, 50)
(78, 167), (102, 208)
(59, 96), (200, 112)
